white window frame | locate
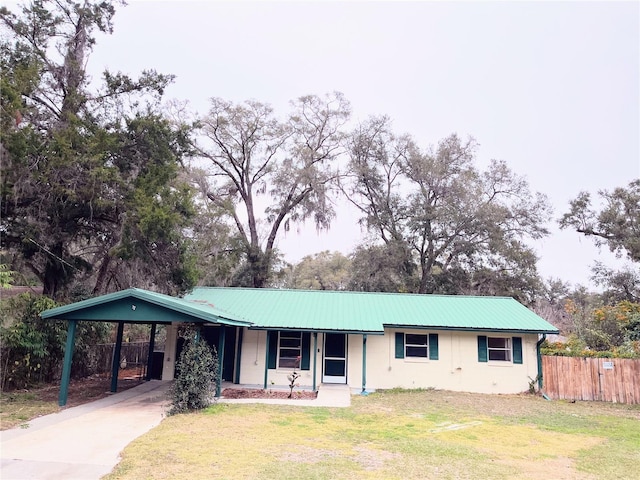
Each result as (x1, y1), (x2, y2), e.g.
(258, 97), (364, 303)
(277, 331), (302, 369)
(487, 337), (512, 362)
(405, 333), (429, 359)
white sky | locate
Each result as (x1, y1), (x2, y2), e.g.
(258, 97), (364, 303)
(86, 0), (639, 288)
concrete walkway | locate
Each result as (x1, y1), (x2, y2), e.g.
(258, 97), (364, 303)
(0, 382), (352, 480)
(0, 381), (171, 480)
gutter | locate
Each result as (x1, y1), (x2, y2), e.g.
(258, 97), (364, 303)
(536, 333), (547, 390)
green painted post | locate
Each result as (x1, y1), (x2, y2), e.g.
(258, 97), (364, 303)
(312, 332), (318, 391)
(216, 326), (226, 397)
(145, 323), (157, 381)
(263, 331), (270, 389)
(111, 321), (124, 393)
(58, 320), (77, 406)
(362, 334), (367, 393)
(233, 327), (243, 384)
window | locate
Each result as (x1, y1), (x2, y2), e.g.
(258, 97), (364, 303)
(395, 332), (439, 360)
(488, 337), (511, 361)
(477, 336), (523, 364)
(405, 334), (428, 358)
(267, 331), (311, 370)
(278, 332), (302, 368)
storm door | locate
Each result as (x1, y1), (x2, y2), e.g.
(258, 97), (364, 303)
(322, 333), (347, 383)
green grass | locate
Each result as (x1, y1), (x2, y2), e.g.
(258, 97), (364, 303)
(105, 390), (640, 480)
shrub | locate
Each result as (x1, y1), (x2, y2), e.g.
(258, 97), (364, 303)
(170, 329), (219, 415)
(0, 293), (111, 390)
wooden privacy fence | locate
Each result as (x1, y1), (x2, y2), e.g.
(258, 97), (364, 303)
(542, 356), (640, 404)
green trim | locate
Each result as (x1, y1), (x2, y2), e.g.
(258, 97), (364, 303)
(41, 288), (251, 326)
(512, 337), (523, 364)
(111, 322), (124, 393)
(386, 325), (558, 335)
(58, 320), (77, 407)
(234, 327), (243, 384)
(267, 331), (278, 369)
(312, 332), (318, 391)
(216, 326), (226, 397)
(145, 323), (157, 381)
(478, 335), (488, 362)
(395, 332), (405, 359)
(301, 332), (311, 370)
(428, 333), (439, 360)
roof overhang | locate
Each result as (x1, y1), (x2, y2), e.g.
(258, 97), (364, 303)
(384, 324), (559, 335)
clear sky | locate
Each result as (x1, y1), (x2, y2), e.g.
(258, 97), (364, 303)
(86, 0), (639, 288)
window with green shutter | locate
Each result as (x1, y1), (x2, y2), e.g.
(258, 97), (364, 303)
(478, 336), (522, 364)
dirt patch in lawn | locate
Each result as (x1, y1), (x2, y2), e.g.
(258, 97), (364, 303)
(221, 388), (317, 400)
(1, 368), (145, 430)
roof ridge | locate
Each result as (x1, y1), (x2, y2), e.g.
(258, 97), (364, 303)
(191, 286), (515, 300)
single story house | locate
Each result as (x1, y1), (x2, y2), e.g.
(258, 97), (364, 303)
(41, 287), (558, 406)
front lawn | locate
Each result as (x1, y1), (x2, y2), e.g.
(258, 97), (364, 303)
(105, 389), (640, 480)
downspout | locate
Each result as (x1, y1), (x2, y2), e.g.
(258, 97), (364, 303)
(362, 334), (367, 394)
(536, 334), (547, 391)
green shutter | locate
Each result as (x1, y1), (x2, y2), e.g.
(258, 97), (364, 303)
(429, 333), (439, 360)
(301, 332), (311, 370)
(395, 332), (405, 359)
(512, 337), (523, 364)
(267, 330), (278, 369)
(477, 335), (488, 362)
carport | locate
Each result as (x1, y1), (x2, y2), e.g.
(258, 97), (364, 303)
(41, 288), (251, 406)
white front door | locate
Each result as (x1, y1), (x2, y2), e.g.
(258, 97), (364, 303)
(322, 333), (347, 384)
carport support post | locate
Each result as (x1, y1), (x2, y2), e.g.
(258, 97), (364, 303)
(312, 332), (318, 391)
(145, 323), (157, 381)
(362, 334), (367, 393)
(111, 321), (125, 393)
(216, 326), (226, 397)
(58, 320), (77, 406)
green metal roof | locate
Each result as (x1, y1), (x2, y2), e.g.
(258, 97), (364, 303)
(41, 288), (251, 326)
(184, 287), (558, 334)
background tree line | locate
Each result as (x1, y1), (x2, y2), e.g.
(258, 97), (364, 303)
(1, 1), (638, 390)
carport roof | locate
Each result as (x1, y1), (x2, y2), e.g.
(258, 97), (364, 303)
(41, 288), (251, 326)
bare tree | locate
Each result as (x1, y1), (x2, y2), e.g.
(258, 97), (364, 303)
(192, 92), (351, 287)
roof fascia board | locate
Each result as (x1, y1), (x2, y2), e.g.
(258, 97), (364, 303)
(384, 324), (558, 334)
(247, 327), (384, 335)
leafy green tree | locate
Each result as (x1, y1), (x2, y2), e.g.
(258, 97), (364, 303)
(192, 93), (351, 288)
(560, 179), (640, 262)
(1, 0), (196, 298)
(170, 328), (219, 414)
(0, 293), (109, 389)
(343, 116), (551, 297)
(283, 251), (351, 290)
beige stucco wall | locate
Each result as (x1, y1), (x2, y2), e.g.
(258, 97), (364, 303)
(161, 323), (178, 381)
(361, 329), (540, 394)
(236, 328), (541, 394)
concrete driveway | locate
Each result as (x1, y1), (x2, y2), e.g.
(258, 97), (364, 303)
(0, 381), (170, 480)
